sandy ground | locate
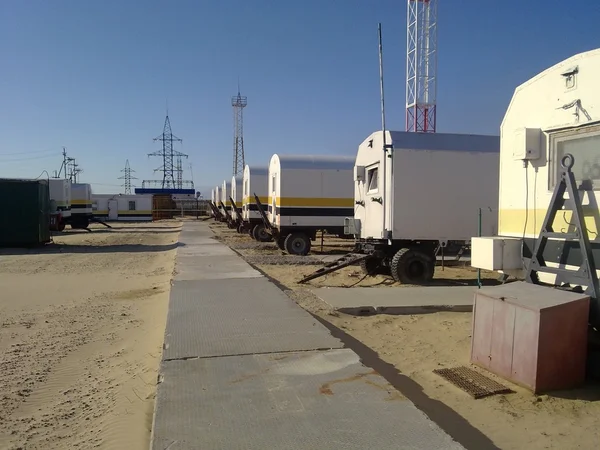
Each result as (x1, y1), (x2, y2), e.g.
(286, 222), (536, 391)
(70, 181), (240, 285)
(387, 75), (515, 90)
(0, 220), (181, 450)
(210, 221), (600, 450)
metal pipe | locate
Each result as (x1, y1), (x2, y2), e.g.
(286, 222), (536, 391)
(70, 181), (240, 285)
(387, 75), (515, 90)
(378, 23), (389, 238)
(477, 208), (482, 288)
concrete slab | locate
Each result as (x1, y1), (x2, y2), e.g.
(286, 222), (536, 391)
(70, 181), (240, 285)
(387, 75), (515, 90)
(163, 278), (343, 360)
(312, 286), (477, 315)
(178, 236), (221, 246)
(152, 349), (464, 450)
(176, 243), (236, 257)
(173, 255), (262, 281)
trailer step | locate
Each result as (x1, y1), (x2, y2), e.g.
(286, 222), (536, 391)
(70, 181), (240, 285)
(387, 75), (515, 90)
(298, 252), (369, 284)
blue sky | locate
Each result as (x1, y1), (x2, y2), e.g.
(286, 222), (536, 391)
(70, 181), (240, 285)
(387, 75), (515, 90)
(0, 0), (598, 194)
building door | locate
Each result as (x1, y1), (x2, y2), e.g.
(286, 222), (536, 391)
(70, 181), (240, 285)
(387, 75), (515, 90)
(108, 200), (118, 220)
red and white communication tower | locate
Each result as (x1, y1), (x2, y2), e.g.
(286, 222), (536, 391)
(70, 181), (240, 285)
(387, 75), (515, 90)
(406, 0), (437, 133)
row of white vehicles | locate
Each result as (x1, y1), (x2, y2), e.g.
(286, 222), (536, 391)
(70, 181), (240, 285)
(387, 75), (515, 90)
(48, 178), (94, 231)
(210, 49), (600, 291)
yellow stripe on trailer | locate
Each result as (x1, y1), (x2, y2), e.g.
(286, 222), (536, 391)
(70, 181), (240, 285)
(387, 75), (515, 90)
(243, 196), (268, 205)
(499, 207), (600, 236)
(267, 197), (354, 208)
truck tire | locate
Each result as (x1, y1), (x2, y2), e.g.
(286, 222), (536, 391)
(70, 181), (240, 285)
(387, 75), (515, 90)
(284, 232), (311, 256)
(276, 235), (286, 250)
(390, 248), (434, 284)
(360, 256), (390, 276)
(252, 224), (272, 242)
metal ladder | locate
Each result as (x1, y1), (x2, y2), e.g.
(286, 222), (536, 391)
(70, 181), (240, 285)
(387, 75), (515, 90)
(525, 153), (599, 305)
(298, 252), (369, 284)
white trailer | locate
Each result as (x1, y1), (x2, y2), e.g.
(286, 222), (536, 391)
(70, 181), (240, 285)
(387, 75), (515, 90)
(242, 164), (270, 240)
(221, 180), (233, 227)
(215, 185), (224, 221)
(471, 49), (600, 287)
(210, 189), (215, 217)
(348, 130), (500, 283)
(230, 175), (243, 225)
(267, 154), (355, 255)
(48, 178), (72, 231)
(92, 194), (153, 221)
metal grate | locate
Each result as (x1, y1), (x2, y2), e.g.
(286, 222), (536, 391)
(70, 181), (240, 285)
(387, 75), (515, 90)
(433, 366), (512, 399)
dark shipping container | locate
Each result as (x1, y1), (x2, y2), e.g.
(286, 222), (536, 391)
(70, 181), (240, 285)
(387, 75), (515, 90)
(0, 178), (51, 247)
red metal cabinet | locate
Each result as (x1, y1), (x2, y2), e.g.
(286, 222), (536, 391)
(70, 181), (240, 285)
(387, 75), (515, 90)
(471, 282), (589, 393)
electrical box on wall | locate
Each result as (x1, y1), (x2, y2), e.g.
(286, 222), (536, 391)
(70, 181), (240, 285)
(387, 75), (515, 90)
(354, 165), (365, 182)
(513, 127), (542, 161)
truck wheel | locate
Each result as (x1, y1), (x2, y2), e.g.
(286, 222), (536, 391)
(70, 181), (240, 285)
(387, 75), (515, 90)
(237, 223), (245, 234)
(360, 256), (390, 276)
(252, 224), (272, 242)
(276, 235), (286, 250)
(284, 232), (311, 256)
(390, 248), (434, 284)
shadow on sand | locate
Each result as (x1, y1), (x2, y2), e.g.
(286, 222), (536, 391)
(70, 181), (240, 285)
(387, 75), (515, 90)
(0, 241), (183, 256)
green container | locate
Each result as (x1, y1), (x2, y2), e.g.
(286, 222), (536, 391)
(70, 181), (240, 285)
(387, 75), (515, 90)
(0, 178), (51, 247)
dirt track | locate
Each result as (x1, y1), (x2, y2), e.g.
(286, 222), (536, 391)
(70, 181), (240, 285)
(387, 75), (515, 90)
(0, 220), (181, 450)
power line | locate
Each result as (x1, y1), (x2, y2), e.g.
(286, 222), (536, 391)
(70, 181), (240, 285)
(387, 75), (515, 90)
(0, 148), (58, 156)
(0, 153), (60, 162)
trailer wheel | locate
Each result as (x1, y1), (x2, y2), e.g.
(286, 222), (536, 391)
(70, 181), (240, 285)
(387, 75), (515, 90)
(284, 232), (311, 256)
(276, 235), (286, 250)
(252, 224), (272, 242)
(390, 248), (434, 284)
(70, 217), (90, 230)
(360, 257), (390, 276)
(237, 223), (245, 234)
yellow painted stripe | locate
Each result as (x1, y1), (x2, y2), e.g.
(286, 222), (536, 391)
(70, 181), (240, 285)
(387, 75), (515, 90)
(243, 196), (268, 205)
(499, 208), (600, 236)
(267, 196), (354, 207)
(72, 200), (92, 206)
(95, 210), (152, 215)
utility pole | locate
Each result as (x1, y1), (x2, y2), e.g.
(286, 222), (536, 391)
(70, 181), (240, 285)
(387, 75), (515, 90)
(148, 113), (187, 189)
(57, 147), (82, 182)
(118, 159), (137, 194)
(232, 86), (247, 177)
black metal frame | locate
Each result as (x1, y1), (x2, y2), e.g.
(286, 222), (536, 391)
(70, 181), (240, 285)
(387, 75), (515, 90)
(253, 193), (275, 234)
(298, 253), (369, 284)
(219, 200), (233, 224)
(525, 153), (599, 316)
(229, 196), (243, 227)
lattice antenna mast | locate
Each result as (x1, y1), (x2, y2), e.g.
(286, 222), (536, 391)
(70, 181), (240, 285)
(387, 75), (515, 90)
(148, 114), (185, 188)
(406, 0), (437, 133)
(232, 87), (247, 177)
(118, 159), (137, 194)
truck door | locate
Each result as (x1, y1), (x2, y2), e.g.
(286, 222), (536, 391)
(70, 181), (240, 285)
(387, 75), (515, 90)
(362, 164), (384, 239)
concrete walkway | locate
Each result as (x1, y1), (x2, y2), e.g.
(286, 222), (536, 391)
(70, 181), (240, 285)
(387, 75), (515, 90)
(150, 222), (465, 449)
(312, 286), (476, 316)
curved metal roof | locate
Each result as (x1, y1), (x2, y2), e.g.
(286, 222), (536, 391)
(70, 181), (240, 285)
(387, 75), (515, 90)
(272, 154), (355, 171)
